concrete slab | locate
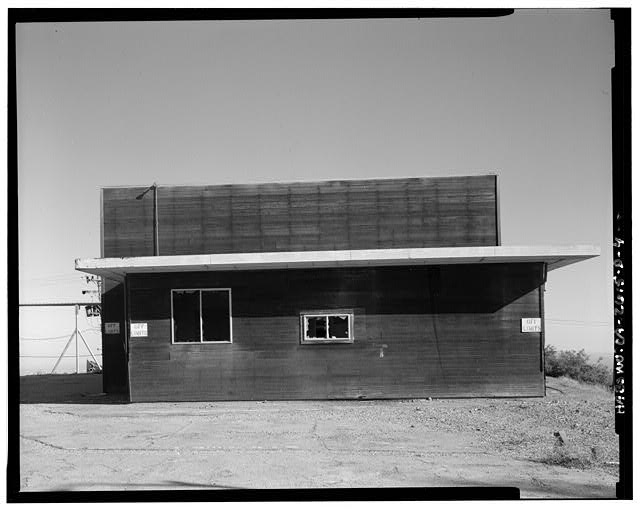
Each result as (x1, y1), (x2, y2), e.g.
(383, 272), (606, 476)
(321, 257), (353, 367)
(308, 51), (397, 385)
(18, 376), (617, 498)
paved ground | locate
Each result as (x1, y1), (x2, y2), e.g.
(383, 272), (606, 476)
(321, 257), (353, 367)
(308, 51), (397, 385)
(18, 375), (618, 498)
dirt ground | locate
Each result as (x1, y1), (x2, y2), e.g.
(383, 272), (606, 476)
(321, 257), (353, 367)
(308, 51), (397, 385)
(18, 374), (618, 498)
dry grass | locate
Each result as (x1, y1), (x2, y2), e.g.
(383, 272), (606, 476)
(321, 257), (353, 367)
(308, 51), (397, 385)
(419, 376), (617, 473)
(547, 376), (613, 397)
(537, 445), (594, 469)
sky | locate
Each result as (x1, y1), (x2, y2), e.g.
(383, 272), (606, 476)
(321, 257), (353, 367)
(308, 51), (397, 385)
(16, 10), (615, 373)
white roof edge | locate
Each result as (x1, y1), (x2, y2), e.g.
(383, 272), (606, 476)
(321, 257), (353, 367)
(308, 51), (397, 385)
(75, 245), (600, 281)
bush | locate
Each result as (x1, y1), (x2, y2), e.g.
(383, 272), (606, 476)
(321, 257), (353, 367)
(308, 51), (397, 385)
(544, 346), (613, 388)
(538, 445), (593, 469)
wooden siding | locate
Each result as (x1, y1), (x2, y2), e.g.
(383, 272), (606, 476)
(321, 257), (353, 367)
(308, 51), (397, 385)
(125, 263), (544, 402)
(102, 175), (498, 257)
(101, 279), (128, 394)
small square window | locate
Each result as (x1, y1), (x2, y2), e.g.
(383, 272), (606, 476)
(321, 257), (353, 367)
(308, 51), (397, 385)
(301, 311), (354, 344)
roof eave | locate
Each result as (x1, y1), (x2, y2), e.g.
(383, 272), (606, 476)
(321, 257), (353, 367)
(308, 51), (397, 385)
(75, 245), (600, 282)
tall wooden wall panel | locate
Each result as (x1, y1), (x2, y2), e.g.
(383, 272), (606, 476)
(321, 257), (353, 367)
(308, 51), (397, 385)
(102, 175), (498, 257)
(102, 187), (156, 257)
(126, 263), (544, 402)
(100, 279), (128, 394)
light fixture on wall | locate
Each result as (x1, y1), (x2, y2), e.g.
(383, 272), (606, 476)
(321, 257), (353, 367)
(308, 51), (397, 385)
(136, 182), (159, 256)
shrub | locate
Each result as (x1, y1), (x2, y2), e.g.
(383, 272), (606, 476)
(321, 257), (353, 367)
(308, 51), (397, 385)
(544, 345), (613, 388)
(538, 445), (592, 469)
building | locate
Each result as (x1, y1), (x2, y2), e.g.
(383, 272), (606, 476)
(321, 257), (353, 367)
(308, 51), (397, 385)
(75, 175), (598, 402)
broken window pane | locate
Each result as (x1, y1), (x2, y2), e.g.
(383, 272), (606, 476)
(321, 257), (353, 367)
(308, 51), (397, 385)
(305, 316), (327, 339)
(328, 315), (349, 339)
(302, 313), (353, 343)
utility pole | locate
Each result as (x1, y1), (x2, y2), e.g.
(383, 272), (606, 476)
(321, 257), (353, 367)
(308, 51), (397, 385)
(74, 304), (79, 373)
(19, 302), (104, 375)
(154, 184), (158, 256)
(82, 276), (101, 317)
(83, 276), (101, 296)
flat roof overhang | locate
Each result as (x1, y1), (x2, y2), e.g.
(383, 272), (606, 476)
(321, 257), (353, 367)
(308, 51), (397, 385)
(75, 245), (599, 282)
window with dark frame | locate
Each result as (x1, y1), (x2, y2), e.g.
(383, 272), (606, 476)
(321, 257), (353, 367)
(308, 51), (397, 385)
(301, 312), (353, 344)
(172, 289), (232, 344)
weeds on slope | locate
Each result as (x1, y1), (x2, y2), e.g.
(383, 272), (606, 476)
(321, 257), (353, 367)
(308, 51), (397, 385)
(544, 346), (613, 389)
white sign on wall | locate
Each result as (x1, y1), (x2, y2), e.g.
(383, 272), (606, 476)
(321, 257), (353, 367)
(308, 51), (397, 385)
(130, 323), (148, 337)
(104, 322), (120, 335)
(521, 318), (542, 333)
